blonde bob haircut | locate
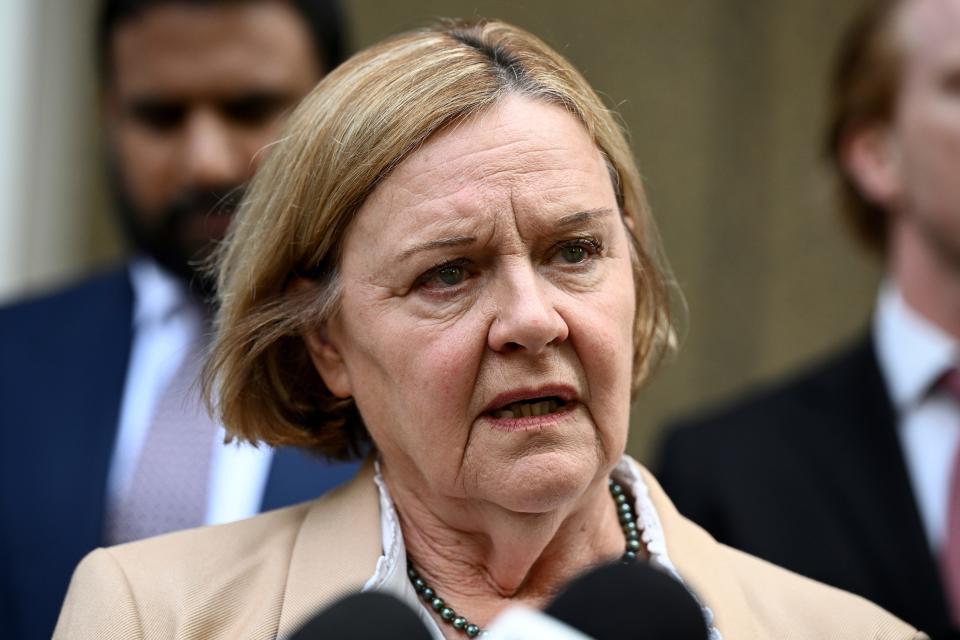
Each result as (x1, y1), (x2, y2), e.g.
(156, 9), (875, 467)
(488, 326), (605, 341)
(207, 19), (675, 460)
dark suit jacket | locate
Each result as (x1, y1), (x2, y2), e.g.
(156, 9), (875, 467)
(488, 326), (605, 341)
(0, 266), (360, 640)
(656, 335), (958, 639)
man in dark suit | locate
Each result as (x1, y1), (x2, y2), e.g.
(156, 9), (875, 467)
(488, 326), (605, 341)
(657, 1), (960, 638)
(0, 2), (357, 639)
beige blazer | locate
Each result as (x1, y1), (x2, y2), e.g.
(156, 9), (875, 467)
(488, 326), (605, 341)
(54, 462), (927, 639)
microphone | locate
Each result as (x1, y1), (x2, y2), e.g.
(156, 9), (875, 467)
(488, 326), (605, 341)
(486, 605), (593, 639)
(545, 561), (709, 640)
(289, 591), (433, 640)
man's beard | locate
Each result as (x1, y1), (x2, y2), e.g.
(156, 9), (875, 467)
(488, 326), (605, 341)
(108, 167), (246, 304)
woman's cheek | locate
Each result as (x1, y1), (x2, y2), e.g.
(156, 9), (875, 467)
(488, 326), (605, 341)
(412, 322), (483, 402)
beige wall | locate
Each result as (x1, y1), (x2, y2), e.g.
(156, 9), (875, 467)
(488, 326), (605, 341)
(0, 0), (115, 302)
(12, 0), (880, 463)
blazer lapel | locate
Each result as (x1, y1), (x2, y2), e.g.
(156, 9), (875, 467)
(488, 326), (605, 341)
(71, 273), (134, 548)
(276, 460), (381, 638)
(817, 337), (949, 630)
(22, 268), (133, 550)
(639, 466), (762, 640)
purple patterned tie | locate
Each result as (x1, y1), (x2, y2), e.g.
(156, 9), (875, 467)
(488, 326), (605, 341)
(940, 368), (960, 626)
(105, 336), (218, 544)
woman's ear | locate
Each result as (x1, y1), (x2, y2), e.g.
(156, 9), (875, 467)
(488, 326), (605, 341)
(289, 277), (353, 399)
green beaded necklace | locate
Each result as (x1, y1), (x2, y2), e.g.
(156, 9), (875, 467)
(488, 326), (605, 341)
(405, 478), (640, 637)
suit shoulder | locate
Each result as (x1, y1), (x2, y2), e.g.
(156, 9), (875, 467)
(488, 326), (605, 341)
(0, 264), (133, 409)
(56, 502), (313, 640)
(722, 545), (926, 639)
(108, 500), (312, 585)
(54, 548), (144, 640)
(664, 337), (873, 444)
(0, 265), (131, 334)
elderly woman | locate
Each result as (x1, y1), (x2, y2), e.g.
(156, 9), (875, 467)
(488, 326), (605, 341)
(55, 19), (924, 640)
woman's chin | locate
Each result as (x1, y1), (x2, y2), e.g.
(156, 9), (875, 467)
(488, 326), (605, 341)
(473, 449), (604, 514)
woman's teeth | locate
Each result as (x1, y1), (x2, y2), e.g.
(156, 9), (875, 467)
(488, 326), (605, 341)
(491, 398), (563, 419)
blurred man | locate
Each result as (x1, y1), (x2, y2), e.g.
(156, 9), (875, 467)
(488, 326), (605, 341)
(0, 2), (356, 638)
(657, 1), (960, 637)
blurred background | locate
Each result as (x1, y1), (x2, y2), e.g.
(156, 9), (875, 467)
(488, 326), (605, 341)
(0, 0), (879, 462)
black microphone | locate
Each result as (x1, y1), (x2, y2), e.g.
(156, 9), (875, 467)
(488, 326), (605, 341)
(545, 561), (709, 640)
(289, 591), (433, 639)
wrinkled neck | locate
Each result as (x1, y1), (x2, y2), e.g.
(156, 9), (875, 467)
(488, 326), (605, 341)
(382, 461), (627, 627)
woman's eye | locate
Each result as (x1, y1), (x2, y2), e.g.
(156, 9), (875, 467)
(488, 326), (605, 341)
(436, 265), (465, 286)
(559, 244), (587, 264)
(416, 261), (471, 292)
(554, 238), (602, 265)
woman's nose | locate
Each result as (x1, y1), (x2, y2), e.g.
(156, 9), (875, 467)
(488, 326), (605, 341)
(487, 267), (569, 355)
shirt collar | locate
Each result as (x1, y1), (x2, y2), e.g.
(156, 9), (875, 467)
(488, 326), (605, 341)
(874, 280), (959, 409)
(362, 460), (442, 636)
(128, 256), (195, 328)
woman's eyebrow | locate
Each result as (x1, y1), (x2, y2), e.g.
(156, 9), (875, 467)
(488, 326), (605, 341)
(395, 208), (612, 261)
(397, 235), (477, 261)
(556, 207), (614, 228)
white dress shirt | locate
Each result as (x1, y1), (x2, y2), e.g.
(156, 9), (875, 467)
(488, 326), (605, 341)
(363, 456), (722, 640)
(874, 282), (960, 553)
(105, 257), (274, 527)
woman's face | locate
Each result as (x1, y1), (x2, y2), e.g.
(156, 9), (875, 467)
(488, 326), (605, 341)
(311, 94), (637, 513)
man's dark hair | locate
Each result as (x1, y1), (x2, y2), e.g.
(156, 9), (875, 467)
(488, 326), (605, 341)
(96, 0), (348, 82)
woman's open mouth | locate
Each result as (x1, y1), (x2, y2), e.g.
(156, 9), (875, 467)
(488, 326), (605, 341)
(482, 388), (578, 431)
(487, 396), (570, 419)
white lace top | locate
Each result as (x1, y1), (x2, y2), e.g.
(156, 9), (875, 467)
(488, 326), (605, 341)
(360, 455), (722, 639)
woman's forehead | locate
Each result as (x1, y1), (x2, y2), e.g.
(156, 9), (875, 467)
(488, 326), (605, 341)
(345, 95), (614, 249)
(398, 95), (601, 183)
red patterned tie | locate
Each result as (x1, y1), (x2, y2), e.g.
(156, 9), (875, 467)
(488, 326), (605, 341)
(941, 368), (960, 626)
